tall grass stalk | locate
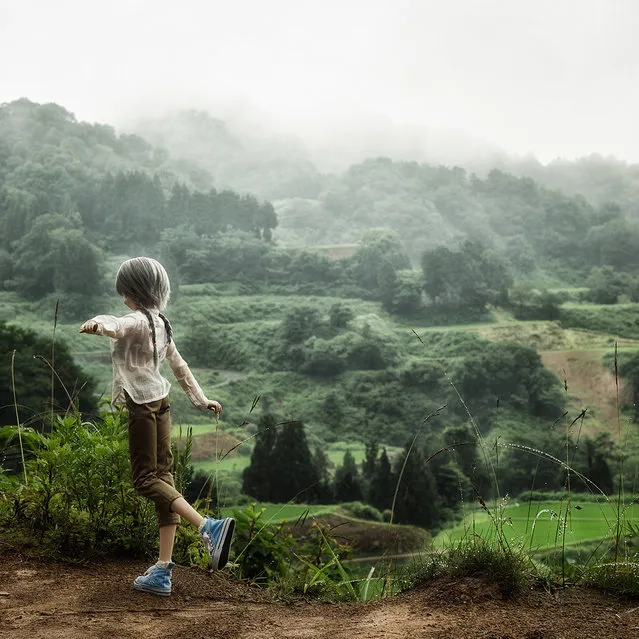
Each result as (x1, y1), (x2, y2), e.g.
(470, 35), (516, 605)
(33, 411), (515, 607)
(214, 411), (220, 515)
(294, 522), (384, 601)
(317, 524), (357, 599)
(233, 483), (320, 566)
(562, 369), (570, 587)
(11, 349), (28, 486)
(413, 329), (510, 549)
(361, 566), (376, 601)
(211, 395), (261, 514)
(411, 329), (524, 582)
(50, 299), (59, 425)
(383, 403), (445, 595)
(33, 354), (76, 413)
(388, 404), (446, 528)
(613, 341), (624, 563)
(441, 366), (500, 498)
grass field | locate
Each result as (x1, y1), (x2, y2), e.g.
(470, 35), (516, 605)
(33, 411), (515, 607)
(195, 455), (251, 473)
(434, 500), (639, 551)
(191, 441), (406, 475)
(191, 441), (376, 474)
(188, 437), (405, 477)
(170, 423), (237, 439)
(5, 287), (639, 439)
(222, 502), (338, 522)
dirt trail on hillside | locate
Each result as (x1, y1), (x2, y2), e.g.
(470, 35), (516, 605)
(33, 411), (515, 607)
(1, 555), (638, 639)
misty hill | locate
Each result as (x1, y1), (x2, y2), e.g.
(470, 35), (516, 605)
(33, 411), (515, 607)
(130, 108), (639, 220)
(130, 108), (639, 284)
(131, 109), (325, 201)
(3, 98), (639, 294)
(279, 158), (639, 285)
(128, 110), (513, 202)
(0, 98), (214, 191)
(490, 154), (639, 219)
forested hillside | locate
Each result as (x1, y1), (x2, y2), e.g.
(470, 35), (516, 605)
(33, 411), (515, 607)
(133, 110), (639, 288)
(2, 99), (638, 532)
(495, 154), (639, 218)
(0, 99), (277, 308)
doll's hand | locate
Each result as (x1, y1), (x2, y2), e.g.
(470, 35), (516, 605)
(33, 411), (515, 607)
(80, 320), (99, 334)
(208, 400), (223, 415)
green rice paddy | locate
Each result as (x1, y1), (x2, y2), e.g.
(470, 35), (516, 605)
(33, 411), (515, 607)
(435, 500), (639, 550)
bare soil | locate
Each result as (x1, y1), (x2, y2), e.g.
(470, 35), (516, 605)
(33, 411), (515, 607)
(1, 554), (637, 638)
(188, 430), (242, 462)
(541, 349), (620, 435)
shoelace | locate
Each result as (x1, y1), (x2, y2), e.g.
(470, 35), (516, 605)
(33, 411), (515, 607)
(143, 564), (167, 576)
(202, 532), (214, 551)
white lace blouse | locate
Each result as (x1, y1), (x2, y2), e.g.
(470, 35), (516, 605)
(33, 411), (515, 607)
(88, 310), (210, 408)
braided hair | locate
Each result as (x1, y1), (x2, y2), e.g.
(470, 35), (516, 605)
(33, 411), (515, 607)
(116, 257), (173, 367)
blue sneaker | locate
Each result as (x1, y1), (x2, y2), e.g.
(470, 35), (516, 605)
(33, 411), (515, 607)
(200, 517), (235, 569)
(133, 562), (174, 596)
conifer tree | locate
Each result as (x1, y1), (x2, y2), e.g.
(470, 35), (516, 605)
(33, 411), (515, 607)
(362, 440), (379, 483)
(242, 414), (278, 500)
(312, 444), (334, 503)
(361, 438), (379, 502)
(392, 442), (441, 528)
(580, 434), (615, 495)
(431, 457), (471, 509)
(269, 421), (320, 503)
(334, 449), (363, 502)
(368, 447), (395, 511)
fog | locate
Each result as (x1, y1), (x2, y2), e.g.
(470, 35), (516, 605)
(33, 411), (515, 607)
(1, 0), (639, 164)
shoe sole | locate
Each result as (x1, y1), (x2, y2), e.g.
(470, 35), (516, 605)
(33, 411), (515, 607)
(210, 517), (235, 570)
(133, 582), (171, 597)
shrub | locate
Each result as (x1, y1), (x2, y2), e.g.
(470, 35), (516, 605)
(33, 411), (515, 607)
(0, 407), (207, 563)
(231, 503), (295, 582)
(586, 266), (633, 305)
(452, 341), (565, 420)
(339, 501), (383, 522)
(1, 410), (157, 557)
(510, 285), (561, 320)
(560, 304), (639, 339)
(300, 338), (347, 377)
(329, 302), (354, 330)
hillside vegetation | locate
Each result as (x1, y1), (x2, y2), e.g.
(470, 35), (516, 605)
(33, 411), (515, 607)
(1, 100), (639, 593)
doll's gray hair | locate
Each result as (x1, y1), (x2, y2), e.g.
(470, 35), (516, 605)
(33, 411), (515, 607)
(115, 257), (171, 310)
(116, 257), (173, 367)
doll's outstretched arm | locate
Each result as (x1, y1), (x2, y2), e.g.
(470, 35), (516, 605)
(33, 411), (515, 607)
(79, 314), (139, 338)
(166, 341), (222, 414)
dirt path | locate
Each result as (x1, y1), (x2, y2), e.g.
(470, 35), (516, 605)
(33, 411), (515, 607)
(1, 555), (637, 639)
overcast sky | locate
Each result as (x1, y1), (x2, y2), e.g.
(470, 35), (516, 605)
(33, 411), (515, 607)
(1, 0), (638, 162)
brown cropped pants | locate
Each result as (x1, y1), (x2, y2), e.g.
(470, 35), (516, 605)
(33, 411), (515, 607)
(125, 392), (182, 527)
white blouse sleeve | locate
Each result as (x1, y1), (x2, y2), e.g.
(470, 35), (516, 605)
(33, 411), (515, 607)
(90, 314), (141, 339)
(165, 341), (211, 409)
